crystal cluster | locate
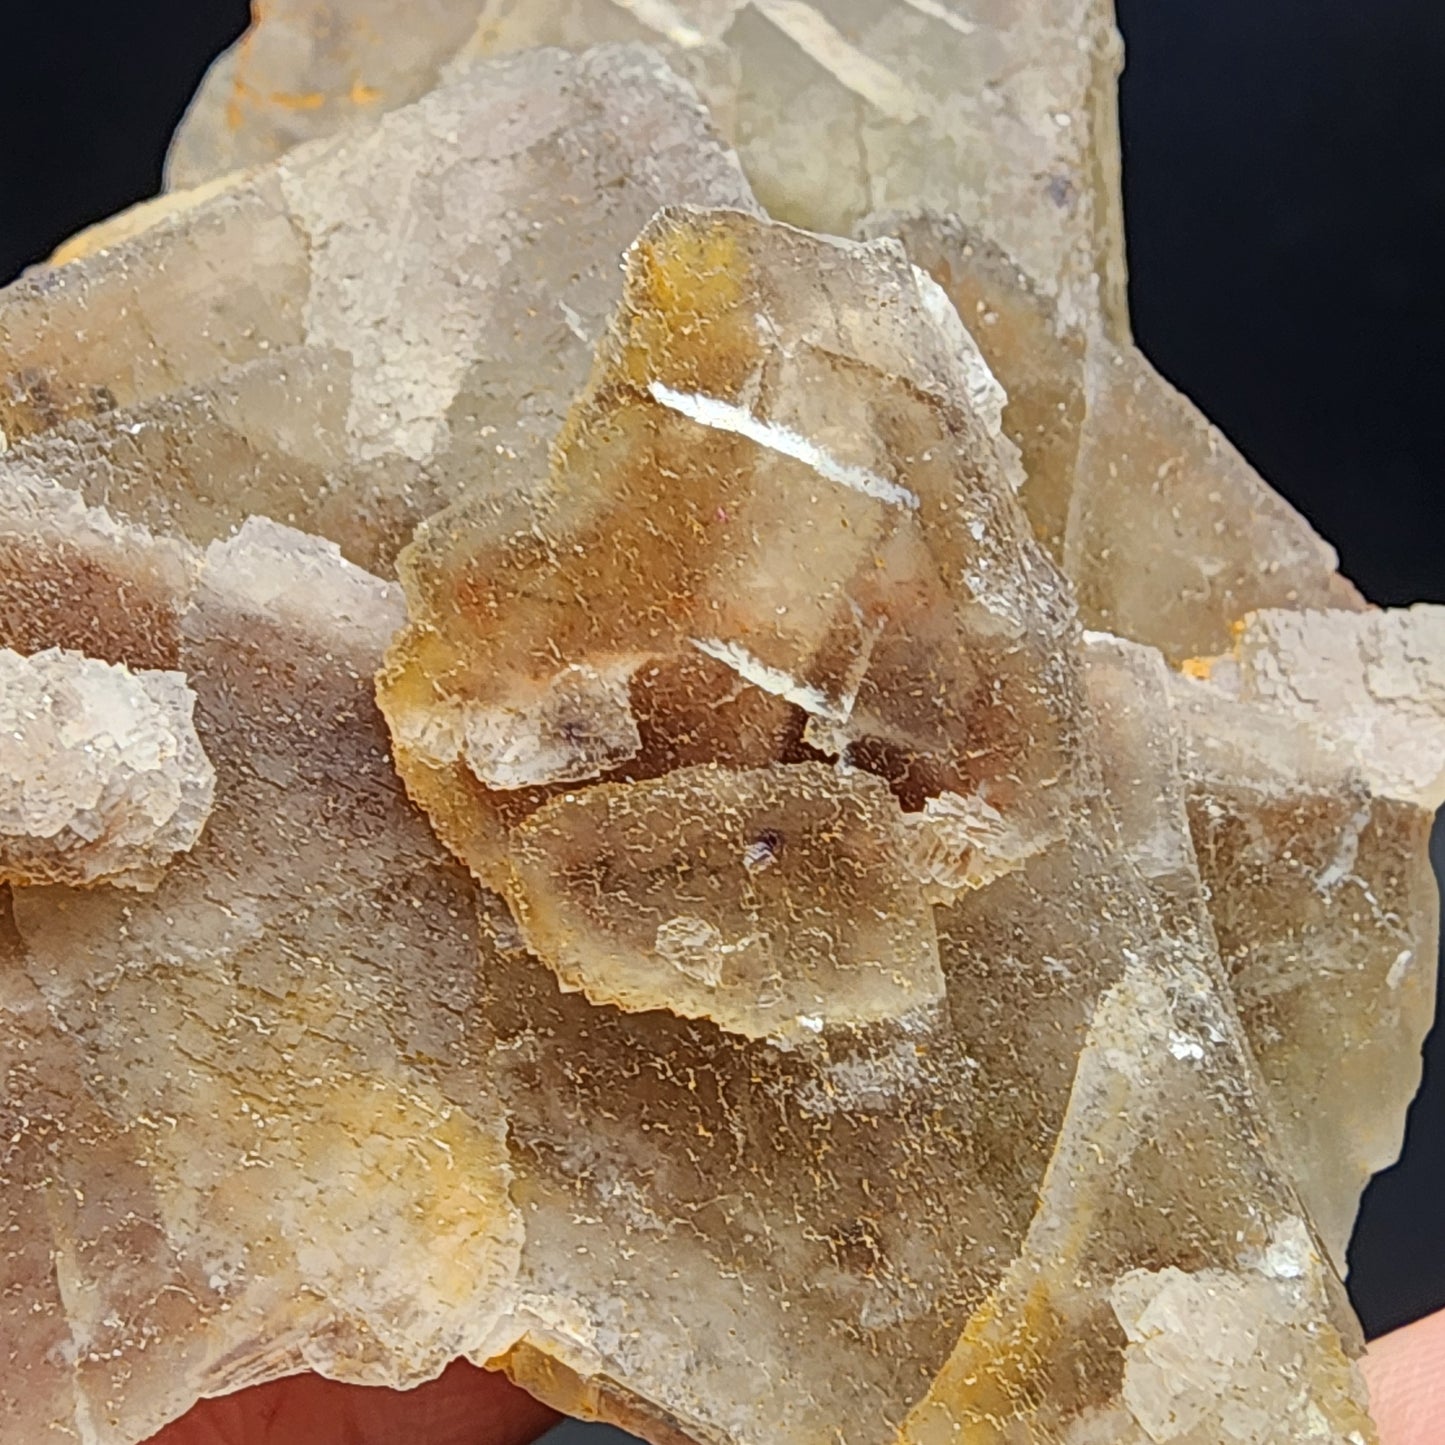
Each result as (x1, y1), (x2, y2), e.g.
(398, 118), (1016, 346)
(0, 5), (1440, 1445)
(0, 647), (213, 890)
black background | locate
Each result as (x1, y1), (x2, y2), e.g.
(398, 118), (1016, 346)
(1, 0), (1443, 1342)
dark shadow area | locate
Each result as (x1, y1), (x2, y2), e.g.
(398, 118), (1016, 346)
(1116, 0), (1445, 609)
(1348, 812), (1445, 1336)
(541, 1425), (642, 1445)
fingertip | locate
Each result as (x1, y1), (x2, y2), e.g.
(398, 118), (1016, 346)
(144, 1359), (559, 1445)
(1365, 1310), (1445, 1445)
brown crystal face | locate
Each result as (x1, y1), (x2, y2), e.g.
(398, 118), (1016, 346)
(0, 475), (199, 670)
(379, 208), (1091, 1000)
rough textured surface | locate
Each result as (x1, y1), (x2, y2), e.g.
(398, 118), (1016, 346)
(1169, 663), (1439, 1274)
(886, 633), (1378, 1445)
(1, 7), (1441, 1445)
(168, 0), (1128, 331)
(864, 210), (1366, 662)
(1230, 605), (1445, 808)
(4, 519), (522, 1443)
(166, 0), (482, 187)
(505, 762), (946, 1041)
(380, 209), (1085, 916)
(376, 209), (1402, 1445)
(2, 46), (757, 576)
(0, 647), (213, 890)
(464, 0), (1127, 331)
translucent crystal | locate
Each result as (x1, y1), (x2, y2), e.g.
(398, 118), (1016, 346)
(1230, 605), (1445, 808)
(505, 761), (945, 1040)
(1163, 606), (1445, 1270)
(0, 473), (199, 670)
(169, 0), (1129, 330)
(1171, 671), (1437, 1271)
(377, 209), (1398, 1443)
(166, 0), (483, 187)
(1, 46), (756, 575)
(379, 209), (1087, 907)
(4, 518), (521, 1441)
(868, 211), (1366, 661)
(0, 647), (213, 890)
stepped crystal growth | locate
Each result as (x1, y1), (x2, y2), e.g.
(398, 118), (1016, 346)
(1, 5), (1441, 1444)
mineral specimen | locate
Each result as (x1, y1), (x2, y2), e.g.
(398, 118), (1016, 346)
(1167, 656), (1439, 1272)
(165, 0), (484, 186)
(860, 211), (1366, 662)
(379, 208), (1084, 911)
(1, 45), (757, 574)
(4, 506), (524, 1444)
(1, 5), (1441, 1445)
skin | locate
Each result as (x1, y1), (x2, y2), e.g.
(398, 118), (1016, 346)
(144, 1361), (559, 1445)
(1364, 1311), (1445, 1445)
(143, 1322), (1442, 1445)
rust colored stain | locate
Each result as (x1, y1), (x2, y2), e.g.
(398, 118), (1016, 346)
(267, 89), (327, 111)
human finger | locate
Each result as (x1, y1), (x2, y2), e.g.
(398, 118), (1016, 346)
(1364, 1309), (1445, 1445)
(143, 1358), (560, 1445)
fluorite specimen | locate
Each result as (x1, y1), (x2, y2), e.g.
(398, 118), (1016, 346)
(858, 211), (1366, 663)
(1, 6), (1441, 1445)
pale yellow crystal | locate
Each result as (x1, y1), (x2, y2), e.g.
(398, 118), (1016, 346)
(505, 761), (944, 1040)
(168, 0), (1128, 331)
(375, 208), (1401, 1443)
(901, 635), (1374, 1444)
(1066, 347), (1364, 659)
(869, 211), (1365, 661)
(467, 0), (1127, 329)
(380, 208), (1087, 917)
(1231, 605), (1445, 808)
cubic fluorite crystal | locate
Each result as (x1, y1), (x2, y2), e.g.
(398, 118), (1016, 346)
(1, 6), (1441, 1445)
